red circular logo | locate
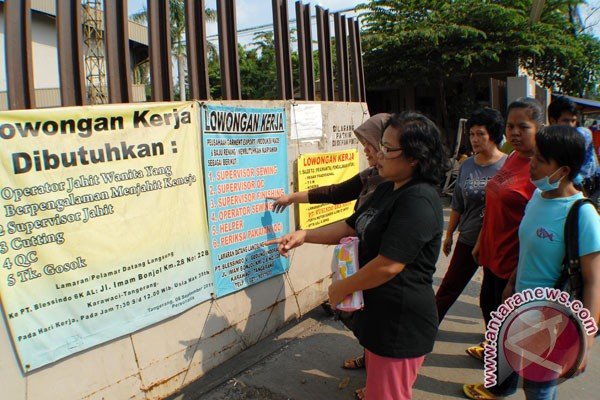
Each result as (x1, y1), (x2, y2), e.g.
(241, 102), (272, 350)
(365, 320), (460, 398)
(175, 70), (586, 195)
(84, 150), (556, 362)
(502, 305), (582, 382)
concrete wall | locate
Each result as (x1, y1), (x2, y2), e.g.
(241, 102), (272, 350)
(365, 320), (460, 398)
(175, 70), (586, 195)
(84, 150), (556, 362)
(0, 100), (369, 400)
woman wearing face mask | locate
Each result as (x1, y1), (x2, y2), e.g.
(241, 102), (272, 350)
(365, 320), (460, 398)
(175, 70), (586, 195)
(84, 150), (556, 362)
(270, 113), (388, 214)
(471, 126), (600, 400)
(464, 98), (542, 400)
(436, 108), (507, 323)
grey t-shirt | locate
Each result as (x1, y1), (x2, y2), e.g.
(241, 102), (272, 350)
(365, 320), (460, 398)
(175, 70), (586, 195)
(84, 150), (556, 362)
(451, 155), (507, 246)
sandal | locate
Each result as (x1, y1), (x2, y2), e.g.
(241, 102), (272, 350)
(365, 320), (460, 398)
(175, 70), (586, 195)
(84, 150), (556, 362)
(343, 354), (365, 369)
(466, 340), (488, 361)
(354, 387), (366, 400)
(463, 383), (496, 400)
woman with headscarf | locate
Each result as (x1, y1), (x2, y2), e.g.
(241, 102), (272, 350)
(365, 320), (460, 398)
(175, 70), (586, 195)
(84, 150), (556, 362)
(270, 113), (389, 214)
(270, 113), (389, 372)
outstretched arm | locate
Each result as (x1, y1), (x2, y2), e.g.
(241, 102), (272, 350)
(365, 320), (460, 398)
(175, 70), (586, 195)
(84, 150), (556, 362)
(264, 221), (356, 257)
(269, 191), (309, 213)
(269, 173), (364, 213)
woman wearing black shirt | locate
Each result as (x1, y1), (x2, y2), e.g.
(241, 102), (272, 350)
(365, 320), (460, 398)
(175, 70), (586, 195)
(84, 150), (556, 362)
(267, 112), (447, 399)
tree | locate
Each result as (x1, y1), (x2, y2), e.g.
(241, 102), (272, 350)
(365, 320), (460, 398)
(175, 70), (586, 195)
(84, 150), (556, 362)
(130, 2), (216, 100)
(207, 31), (302, 100)
(358, 0), (600, 133)
(239, 33), (279, 99)
(521, 0), (600, 97)
(359, 0), (524, 131)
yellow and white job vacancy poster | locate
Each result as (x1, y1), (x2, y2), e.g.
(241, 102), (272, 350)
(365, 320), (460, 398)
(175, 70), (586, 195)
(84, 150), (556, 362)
(0, 102), (213, 370)
(297, 149), (359, 229)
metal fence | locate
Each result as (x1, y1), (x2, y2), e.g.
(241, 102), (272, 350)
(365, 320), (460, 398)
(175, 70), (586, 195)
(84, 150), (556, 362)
(2, 0), (366, 111)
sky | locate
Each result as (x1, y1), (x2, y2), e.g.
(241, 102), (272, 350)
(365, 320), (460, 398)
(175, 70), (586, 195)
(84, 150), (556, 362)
(581, 0), (600, 37)
(128, 0), (363, 45)
(127, 0), (600, 42)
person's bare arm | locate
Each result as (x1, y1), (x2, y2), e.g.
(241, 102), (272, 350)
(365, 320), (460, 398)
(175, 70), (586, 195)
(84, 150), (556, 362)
(443, 209), (461, 256)
(502, 270), (517, 302)
(472, 229), (483, 264)
(328, 255), (405, 307)
(269, 191), (309, 213)
(577, 251), (600, 375)
(269, 173), (365, 213)
(265, 221), (356, 257)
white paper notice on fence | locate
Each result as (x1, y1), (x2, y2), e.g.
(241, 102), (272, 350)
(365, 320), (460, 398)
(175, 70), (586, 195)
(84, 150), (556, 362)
(290, 104), (323, 140)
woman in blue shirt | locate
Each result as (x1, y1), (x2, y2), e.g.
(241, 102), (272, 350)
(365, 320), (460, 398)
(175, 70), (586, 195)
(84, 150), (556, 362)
(465, 125), (600, 400)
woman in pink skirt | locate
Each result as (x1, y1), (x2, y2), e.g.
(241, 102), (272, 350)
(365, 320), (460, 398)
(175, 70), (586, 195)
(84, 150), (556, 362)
(267, 112), (447, 399)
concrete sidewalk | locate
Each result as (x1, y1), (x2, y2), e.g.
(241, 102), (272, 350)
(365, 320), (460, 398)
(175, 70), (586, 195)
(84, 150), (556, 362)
(170, 206), (600, 400)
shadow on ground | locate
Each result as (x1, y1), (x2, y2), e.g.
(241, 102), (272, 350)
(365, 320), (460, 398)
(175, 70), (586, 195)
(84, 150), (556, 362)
(202, 314), (365, 400)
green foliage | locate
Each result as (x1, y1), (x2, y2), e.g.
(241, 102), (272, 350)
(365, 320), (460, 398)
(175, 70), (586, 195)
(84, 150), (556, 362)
(240, 32), (279, 99)
(130, 1), (217, 96)
(208, 52), (222, 100)
(209, 31), (302, 100)
(358, 0), (600, 97)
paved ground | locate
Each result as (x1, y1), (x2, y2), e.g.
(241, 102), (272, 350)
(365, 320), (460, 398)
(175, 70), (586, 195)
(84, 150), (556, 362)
(170, 204), (600, 400)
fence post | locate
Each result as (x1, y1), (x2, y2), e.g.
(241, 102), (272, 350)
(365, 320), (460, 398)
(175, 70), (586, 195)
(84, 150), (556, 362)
(272, 0), (293, 100)
(295, 2), (315, 101)
(316, 6), (333, 101)
(334, 13), (350, 102)
(217, 0), (241, 100)
(186, 0), (211, 100)
(104, 0), (133, 103)
(148, 0), (174, 101)
(348, 18), (365, 102)
(5, 0), (35, 110)
(57, 1), (87, 106)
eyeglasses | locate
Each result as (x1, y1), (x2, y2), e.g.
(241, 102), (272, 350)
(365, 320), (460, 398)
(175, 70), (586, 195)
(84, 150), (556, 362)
(379, 141), (403, 158)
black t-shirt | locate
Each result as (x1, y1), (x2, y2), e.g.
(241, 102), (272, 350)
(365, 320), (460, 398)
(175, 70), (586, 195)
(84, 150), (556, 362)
(346, 180), (442, 358)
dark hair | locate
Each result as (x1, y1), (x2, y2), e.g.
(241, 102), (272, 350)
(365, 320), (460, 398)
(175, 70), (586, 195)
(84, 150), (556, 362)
(465, 108), (505, 145)
(547, 96), (577, 122)
(385, 112), (449, 184)
(507, 97), (544, 127)
(536, 125), (585, 180)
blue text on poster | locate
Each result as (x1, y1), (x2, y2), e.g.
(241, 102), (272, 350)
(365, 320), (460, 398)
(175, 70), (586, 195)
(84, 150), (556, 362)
(202, 105), (290, 297)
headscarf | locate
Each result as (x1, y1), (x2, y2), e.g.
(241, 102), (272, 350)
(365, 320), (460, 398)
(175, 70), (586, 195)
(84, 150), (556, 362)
(353, 113), (389, 208)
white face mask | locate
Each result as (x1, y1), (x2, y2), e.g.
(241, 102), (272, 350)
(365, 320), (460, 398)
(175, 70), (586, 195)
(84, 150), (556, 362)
(530, 168), (564, 192)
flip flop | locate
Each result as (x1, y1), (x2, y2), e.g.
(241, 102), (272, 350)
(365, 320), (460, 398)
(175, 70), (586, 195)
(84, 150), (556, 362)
(354, 387), (366, 400)
(343, 354), (365, 369)
(466, 341), (488, 361)
(463, 383), (496, 400)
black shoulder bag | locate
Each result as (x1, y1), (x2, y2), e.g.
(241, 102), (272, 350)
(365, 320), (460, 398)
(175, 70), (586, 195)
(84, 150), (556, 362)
(554, 198), (596, 300)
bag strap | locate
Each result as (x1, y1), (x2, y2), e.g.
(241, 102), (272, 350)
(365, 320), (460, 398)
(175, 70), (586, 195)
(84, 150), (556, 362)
(556, 198), (596, 291)
(554, 198), (595, 297)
